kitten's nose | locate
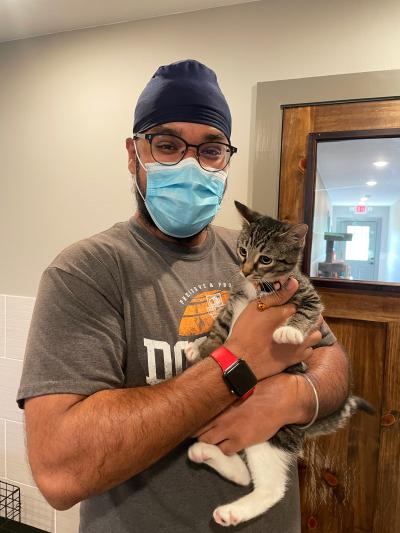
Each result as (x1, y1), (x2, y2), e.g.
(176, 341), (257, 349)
(241, 262), (253, 276)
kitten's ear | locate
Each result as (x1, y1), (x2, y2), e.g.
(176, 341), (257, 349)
(292, 223), (308, 240)
(234, 201), (262, 224)
(284, 223), (308, 244)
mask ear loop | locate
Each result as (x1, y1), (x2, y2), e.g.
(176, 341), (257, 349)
(133, 138), (147, 172)
(220, 175), (228, 204)
(133, 138), (147, 203)
(211, 167), (228, 206)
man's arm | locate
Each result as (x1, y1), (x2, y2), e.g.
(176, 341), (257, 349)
(197, 341), (350, 455)
(24, 280), (318, 511)
(302, 341), (350, 418)
(25, 358), (236, 511)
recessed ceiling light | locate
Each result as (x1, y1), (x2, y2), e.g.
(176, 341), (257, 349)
(373, 161), (388, 167)
(366, 180), (377, 186)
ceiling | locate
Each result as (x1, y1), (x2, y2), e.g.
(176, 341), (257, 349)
(317, 137), (400, 207)
(0, 0), (259, 43)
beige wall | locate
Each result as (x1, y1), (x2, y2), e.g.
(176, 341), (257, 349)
(2, 0), (400, 296)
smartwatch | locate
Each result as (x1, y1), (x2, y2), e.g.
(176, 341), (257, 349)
(210, 346), (257, 400)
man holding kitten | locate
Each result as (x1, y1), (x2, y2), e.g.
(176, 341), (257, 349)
(17, 60), (349, 532)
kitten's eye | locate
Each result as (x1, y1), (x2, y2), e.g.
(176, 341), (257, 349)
(239, 247), (247, 257)
(259, 255), (272, 265)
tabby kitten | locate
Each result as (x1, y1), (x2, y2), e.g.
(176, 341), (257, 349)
(184, 201), (372, 528)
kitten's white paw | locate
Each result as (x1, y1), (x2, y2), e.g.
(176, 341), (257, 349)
(184, 338), (207, 362)
(184, 342), (200, 362)
(213, 489), (285, 527)
(273, 326), (304, 344)
(188, 442), (212, 463)
(188, 442), (251, 486)
(213, 503), (250, 527)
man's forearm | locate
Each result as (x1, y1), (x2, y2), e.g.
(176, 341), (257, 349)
(304, 342), (350, 418)
(31, 358), (235, 510)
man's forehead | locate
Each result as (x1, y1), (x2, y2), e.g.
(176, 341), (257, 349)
(149, 122), (228, 142)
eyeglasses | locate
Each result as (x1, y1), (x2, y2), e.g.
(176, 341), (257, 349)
(133, 132), (237, 172)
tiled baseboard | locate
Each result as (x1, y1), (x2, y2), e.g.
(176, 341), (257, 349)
(0, 517), (48, 532)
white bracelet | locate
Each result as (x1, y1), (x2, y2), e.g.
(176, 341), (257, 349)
(295, 373), (319, 430)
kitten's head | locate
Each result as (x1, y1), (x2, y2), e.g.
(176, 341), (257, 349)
(234, 201), (308, 288)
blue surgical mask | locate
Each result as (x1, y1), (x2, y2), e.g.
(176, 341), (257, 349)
(134, 151), (227, 238)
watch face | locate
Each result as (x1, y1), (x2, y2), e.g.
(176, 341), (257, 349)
(224, 359), (257, 397)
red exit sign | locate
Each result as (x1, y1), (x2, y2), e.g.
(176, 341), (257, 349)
(355, 205), (367, 213)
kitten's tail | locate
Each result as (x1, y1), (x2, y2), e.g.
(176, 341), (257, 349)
(353, 396), (376, 415)
(305, 395), (375, 439)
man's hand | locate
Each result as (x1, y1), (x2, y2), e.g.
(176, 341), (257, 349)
(195, 371), (314, 455)
(225, 277), (321, 380)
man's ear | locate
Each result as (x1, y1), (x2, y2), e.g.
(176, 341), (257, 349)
(234, 201), (262, 224)
(126, 138), (136, 174)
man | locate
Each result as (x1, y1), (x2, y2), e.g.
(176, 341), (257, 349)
(17, 60), (349, 532)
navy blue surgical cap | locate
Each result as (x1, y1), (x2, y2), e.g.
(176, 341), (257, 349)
(133, 59), (231, 140)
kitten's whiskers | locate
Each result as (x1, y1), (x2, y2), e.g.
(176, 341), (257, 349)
(259, 280), (280, 305)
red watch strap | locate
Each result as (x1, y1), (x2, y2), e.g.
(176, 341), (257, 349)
(210, 346), (238, 371)
(241, 389), (254, 400)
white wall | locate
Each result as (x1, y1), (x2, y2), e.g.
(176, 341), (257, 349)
(310, 170), (332, 276)
(388, 199), (400, 282)
(3, 0), (400, 296)
(332, 205), (390, 280)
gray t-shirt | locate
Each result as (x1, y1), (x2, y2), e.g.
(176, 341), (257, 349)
(17, 217), (335, 533)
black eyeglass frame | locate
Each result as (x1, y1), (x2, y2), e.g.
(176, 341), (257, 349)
(133, 132), (238, 172)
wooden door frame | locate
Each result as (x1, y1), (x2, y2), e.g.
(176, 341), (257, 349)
(279, 102), (400, 533)
(251, 70), (400, 218)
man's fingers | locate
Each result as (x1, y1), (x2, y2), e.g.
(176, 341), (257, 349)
(198, 428), (223, 445)
(259, 277), (298, 309)
(304, 330), (322, 348)
(314, 315), (324, 329)
(218, 440), (236, 456)
(302, 347), (314, 361)
(263, 303), (297, 324)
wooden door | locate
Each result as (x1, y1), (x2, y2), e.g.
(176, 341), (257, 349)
(279, 101), (400, 532)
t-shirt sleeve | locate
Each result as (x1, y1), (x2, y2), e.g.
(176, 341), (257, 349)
(314, 319), (337, 348)
(16, 265), (127, 409)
